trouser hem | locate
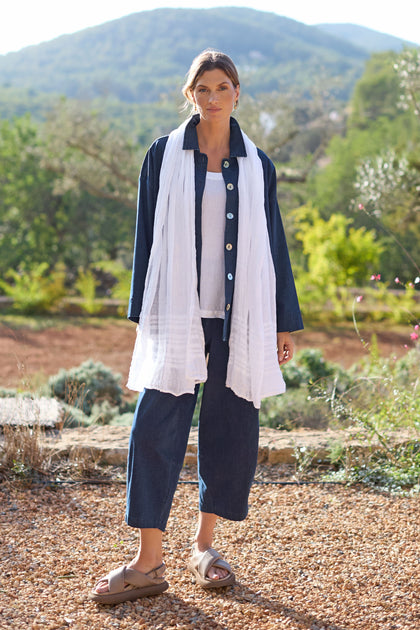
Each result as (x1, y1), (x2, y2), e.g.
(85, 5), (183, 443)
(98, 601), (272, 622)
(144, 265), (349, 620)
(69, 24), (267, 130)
(199, 506), (249, 522)
(125, 515), (166, 532)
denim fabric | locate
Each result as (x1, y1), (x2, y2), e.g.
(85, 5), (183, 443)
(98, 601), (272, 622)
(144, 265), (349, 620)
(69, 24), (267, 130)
(125, 318), (259, 531)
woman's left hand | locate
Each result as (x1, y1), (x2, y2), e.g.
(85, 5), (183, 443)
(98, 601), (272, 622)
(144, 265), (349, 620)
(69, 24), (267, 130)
(277, 332), (294, 365)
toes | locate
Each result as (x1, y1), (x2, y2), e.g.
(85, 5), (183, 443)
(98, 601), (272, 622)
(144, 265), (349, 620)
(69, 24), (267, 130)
(207, 567), (228, 580)
(94, 579), (109, 594)
(207, 567), (219, 580)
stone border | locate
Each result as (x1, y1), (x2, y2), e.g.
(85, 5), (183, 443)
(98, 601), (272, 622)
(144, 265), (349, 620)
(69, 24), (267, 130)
(34, 425), (417, 467)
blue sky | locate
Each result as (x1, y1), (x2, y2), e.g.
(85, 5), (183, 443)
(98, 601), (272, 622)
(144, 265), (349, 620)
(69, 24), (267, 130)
(2, 0), (419, 55)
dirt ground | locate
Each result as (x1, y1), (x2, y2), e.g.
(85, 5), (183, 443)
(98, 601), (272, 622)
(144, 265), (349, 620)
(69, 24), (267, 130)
(0, 318), (412, 391)
(1, 480), (418, 630)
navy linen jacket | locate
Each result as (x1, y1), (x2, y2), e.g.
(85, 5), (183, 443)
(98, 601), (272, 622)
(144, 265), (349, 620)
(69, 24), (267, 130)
(128, 115), (303, 341)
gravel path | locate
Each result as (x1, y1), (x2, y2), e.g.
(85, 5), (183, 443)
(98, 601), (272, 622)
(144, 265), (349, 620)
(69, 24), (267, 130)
(1, 481), (418, 630)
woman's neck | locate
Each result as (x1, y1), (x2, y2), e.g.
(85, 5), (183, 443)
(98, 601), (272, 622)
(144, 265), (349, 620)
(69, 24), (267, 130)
(196, 117), (230, 154)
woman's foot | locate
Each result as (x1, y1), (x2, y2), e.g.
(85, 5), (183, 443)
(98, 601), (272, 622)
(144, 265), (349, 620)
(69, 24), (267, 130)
(93, 557), (164, 594)
(188, 544), (235, 588)
(193, 511), (230, 580)
(90, 564), (168, 604)
(192, 542), (229, 580)
(94, 528), (163, 595)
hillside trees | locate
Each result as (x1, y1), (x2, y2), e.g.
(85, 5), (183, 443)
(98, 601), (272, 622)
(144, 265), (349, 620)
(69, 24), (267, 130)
(353, 49), (420, 281)
(0, 115), (69, 272)
(0, 108), (140, 280)
(41, 100), (139, 209)
(309, 50), (420, 282)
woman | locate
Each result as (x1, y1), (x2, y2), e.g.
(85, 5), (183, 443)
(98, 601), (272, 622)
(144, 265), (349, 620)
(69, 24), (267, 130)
(90, 49), (303, 605)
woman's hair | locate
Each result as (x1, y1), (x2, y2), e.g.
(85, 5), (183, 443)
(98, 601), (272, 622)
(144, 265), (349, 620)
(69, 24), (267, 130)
(182, 49), (240, 110)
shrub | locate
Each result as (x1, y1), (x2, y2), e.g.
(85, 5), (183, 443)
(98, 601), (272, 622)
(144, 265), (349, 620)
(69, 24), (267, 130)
(90, 400), (120, 425)
(282, 348), (346, 389)
(0, 262), (66, 314)
(0, 388), (18, 398)
(295, 348), (337, 383)
(260, 388), (331, 430)
(281, 362), (311, 388)
(394, 347), (420, 386)
(61, 402), (90, 428)
(49, 360), (122, 415)
(75, 268), (103, 315)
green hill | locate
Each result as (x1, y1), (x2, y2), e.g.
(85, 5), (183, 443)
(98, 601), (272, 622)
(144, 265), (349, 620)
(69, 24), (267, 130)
(316, 23), (419, 53)
(0, 7), (368, 107)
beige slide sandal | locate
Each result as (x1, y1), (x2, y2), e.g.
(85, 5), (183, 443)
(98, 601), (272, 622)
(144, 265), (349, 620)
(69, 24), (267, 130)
(188, 547), (235, 589)
(90, 563), (168, 605)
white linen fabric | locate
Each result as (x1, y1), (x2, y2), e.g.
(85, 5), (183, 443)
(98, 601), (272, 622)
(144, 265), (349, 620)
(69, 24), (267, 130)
(127, 118), (285, 408)
(199, 171), (226, 319)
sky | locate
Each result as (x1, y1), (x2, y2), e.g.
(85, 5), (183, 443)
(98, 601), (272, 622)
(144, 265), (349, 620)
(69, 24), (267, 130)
(1, 0), (419, 55)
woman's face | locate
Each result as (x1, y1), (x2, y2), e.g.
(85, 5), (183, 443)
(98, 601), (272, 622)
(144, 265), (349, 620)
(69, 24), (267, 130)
(191, 68), (239, 122)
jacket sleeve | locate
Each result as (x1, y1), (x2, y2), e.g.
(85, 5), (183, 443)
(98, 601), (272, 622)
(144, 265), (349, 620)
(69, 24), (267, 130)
(127, 136), (168, 323)
(259, 150), (304, 333)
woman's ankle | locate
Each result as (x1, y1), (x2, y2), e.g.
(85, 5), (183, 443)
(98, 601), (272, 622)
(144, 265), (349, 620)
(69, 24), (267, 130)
(128, 551), (163, 573)
(193, 539), (212, 553)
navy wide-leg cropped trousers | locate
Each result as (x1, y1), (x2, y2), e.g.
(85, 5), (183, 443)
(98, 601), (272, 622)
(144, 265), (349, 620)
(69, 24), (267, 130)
(125, 318), (259, 531)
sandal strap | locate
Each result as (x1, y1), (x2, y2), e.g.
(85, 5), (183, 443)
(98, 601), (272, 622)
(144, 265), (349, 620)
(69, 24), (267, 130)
(107, 566), (127, 594)
(145, 563), (166, 580)
(196, 548), (232, 579)
(102, 563), (166, 594)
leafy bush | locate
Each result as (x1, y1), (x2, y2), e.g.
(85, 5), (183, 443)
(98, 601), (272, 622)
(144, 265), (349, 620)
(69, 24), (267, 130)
(293, 204), (383, 319)
(49, 360), (122, 415)
(281, 362), (311, 388)
(109, 412), (134, 427)
(295, 348), (337, 382)
(95, 260), (132, 315)
(394, 347), (420, 386)
(319, 341), (420, 493)
(323, 444), (420, 495)
(0, 388), (18, 398)
(90, 400), (121, 425)
(0, 262), (66, 314)
(61, 402), (90, 428)
(282, 348), (346, 388)
(260, 388), (331, 430)
(75, 268), (103, 315)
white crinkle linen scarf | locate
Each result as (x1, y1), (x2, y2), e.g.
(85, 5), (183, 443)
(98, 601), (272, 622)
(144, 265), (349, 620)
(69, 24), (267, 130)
(127, 118), (285, 408)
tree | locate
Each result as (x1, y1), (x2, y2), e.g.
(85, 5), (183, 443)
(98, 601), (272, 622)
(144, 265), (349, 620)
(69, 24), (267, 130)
(352, 49), (420, 281)
(0, 115), (70, 273)
(40, 99), (141, 210)
(292, 204), (383, 317)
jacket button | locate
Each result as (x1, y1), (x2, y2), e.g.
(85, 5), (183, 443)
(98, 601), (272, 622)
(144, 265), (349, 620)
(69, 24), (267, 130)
(226, 303), (231, 311)
(223, 160), (230, 168)
(227, 183), (234, 191)
(226, 243), (233, 251)
(227, 273), (233, 280)
(227, 212), (234, 219)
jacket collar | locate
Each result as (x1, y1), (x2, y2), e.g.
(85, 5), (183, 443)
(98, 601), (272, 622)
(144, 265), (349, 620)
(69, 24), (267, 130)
(182, 114), (247, 157)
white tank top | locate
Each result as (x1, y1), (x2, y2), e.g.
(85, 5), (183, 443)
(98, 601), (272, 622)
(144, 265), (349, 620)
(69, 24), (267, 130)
(199, 171), (226, 318)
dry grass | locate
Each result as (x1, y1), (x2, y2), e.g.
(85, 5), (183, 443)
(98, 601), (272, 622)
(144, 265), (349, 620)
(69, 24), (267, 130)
(0, 424), (47, 475)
